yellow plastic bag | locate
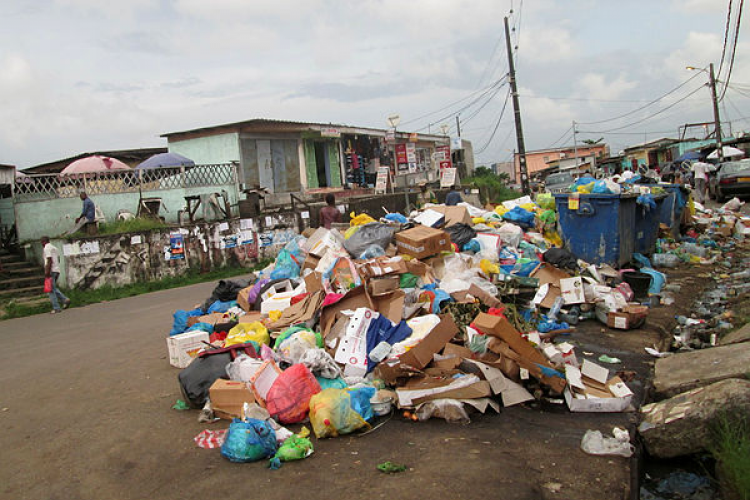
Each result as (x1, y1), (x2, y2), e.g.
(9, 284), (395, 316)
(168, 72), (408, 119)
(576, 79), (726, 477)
(576, 182), (595, 194)
(225, 321), (271, 347)
(494, 205), (509, 216)
(349, 212), (376, 226)
(480, 259), (500, 275)
(544, 230), (563, 248)
(472, 217), (486, 224)
(520, 203), (538, 213)
(344, 226), (360, 240)
(268, 310), (282, 322)
(309, 388), (370, 438)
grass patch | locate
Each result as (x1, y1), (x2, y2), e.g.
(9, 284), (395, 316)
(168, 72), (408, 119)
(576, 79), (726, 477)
(66, 217), (170, 240)
(464, 167), (523, 204)
(0, 258), (272, 320)
(710, 412), (750, 499)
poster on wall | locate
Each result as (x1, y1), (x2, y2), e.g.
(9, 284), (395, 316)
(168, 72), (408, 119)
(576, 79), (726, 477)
(440, 167), (458, 188)
(221, 235), (238, 249)
(375, 166), (390, 194)
(169, 233), (185, 260)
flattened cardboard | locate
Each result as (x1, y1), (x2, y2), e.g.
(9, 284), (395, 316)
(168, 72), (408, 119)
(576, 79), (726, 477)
(371, 289), (405, 323)
(399, 314), (459, 369)
(581, 359), (609, 385)
(237, 286), (255, 312)
(442, 342), (475, 359)
(374, 360), (424, 385)
(357, 256), (408, 279)
(209, 379), (257, 420)
(473, 313), (547, 366)
(369, 276), (400, 296)
(304, 271), (324, 294)
(411, 380), (492, 405)
(531, 264), (571, 309)
(451, 284), (502, 308)
(394, 226), (452, 259)
(237, 312), (263, 324)
(194, 312), (226, 326)
(319, 286), (374, 338)
(268, 290), (324, 331)
(431, 206), (472, 227)
(396, 374), (483, 406)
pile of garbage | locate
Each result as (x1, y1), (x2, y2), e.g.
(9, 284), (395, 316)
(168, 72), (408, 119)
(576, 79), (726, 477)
(164, 192), (747, 467)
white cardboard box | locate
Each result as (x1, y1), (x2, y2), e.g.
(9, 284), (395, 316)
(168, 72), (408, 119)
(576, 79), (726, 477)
(564, 386), (633, 413)
(167, 330), (209, 368)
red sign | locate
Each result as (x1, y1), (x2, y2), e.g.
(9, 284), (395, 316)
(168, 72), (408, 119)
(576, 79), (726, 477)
(395, 144), (407, 164)
(439, 160), (452, 170)
(436, 145), (451, 165)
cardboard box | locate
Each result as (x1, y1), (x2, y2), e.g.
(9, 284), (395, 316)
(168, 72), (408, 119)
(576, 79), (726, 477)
(371, 289), (405, 323)
(451, 283), (503, 308)
(430, 206), (472, 227)
(166, 330), (209, 369)
(193, 312), (226, 326)
(369, 276), (400, 296)
(607, 304), (648, 330)
(237, 286), (255, 312)
(304, 227), (344, 257)
(394, 226), (452, 259)
(560, 276), (585, 304)
(404, 259), (434, 284)
(399, 314), (459, 369)
(237, 312), (263, 324)
(396, 374), (487, 406)
(564, 386), (633, 413)
(268, 290), (324, 330)
(302, 254), (321, 272)
(209, 379), (257, 420)
(249, 360), (282, 403)
(304, 271), (324, 294)
(319, 286), (374, 338)
(357, 256), (407, 279)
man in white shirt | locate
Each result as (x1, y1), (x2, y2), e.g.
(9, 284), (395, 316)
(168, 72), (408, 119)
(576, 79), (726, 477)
(42, 236), (70, 313)
(691, 160), (711, 204)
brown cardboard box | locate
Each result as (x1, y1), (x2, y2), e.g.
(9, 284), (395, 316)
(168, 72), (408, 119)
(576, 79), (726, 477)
(193, 312), (226, 326)
(430, 206), (472, 227)
(394, 226), (452, 260)
(451, 284), (503, 308)
(399, 314), (459, 369)
(607, 304), (648, 330)
(209, 379), (257, 420)
(374, 361), (423, 385)
(319, 286), (374, 338)
(268, 290), (325, 331)
(237, 286), (255, 312)
(371, 289), (405, 323)
(304, 271), (324, 293)
(302, 254), (321, 272)
(237, 312), (263, 324)
(405, 259), (435, 284)
(357, 256), (408, 279)
(369, 276), (400, 296)
(531, 264), (571, 309)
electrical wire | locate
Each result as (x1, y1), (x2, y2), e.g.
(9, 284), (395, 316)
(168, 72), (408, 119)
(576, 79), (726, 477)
(475, 87), (512, 154)
(576, 71), (704, 125)
(718, 0), (734, 77)
(580, 85), (706, 133)
(719, 0), (744, 102)
(543, 126), (574, 150)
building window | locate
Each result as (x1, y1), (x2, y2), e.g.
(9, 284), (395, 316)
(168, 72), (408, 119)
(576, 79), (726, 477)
(543, 156), (549, 162)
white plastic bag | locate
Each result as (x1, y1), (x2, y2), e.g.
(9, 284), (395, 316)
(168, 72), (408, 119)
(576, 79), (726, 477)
(580, 428), (634, 457)
(299, 348), (342, 379)
(226, 354), (265, 382)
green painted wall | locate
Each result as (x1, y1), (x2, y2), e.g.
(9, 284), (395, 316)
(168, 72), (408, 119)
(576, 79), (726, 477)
(0, 197), (14, 230)
(168, 133), (240, 165)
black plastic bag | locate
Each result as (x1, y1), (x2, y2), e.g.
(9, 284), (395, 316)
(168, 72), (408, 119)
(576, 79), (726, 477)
(343, 223), (396, 258)
(201, 278), (251, 311)
(543, 248), (578, 271)
(444, 223), (476, 249)
(178, 352), (232, 408)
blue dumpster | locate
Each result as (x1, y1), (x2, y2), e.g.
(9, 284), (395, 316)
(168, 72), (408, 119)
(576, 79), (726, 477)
(554, 193), (637, 267)
(634, 193), (667, 255)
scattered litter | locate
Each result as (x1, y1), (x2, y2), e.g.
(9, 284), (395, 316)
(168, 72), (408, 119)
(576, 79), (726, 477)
(580, 428), (634, 457)
(377, 461), (407, 474)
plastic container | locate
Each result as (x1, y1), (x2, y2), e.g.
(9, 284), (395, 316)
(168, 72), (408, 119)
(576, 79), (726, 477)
(554, 193), (637, 266)
(682, 242), (708, 257)
(634, 194), (667, 255)
(654, 184), (688, 238)
(621, 271), (652, 299)
(652, 253), (679, 268)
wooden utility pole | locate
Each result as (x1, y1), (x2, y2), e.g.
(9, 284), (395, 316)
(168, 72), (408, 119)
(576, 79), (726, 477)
(708, 63), (724, 161)
(504, 16), (530, 195)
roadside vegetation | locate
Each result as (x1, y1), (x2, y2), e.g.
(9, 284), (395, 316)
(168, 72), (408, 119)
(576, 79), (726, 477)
(0, 259), (272, 320)
(710, 411), (750, 499)
(465, 166), (523, 204)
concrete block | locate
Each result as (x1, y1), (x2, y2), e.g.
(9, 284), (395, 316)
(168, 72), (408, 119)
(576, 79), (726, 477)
(639, 378), (750, 458)
(653, 342), (750, 398)
(720, 322), (750, 346)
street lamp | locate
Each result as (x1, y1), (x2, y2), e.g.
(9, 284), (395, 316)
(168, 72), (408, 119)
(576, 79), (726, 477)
(687, 64), (723, 161)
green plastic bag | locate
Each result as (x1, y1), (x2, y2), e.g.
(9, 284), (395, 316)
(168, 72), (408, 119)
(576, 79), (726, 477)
(536, 193), (555, 210)
(399, 272), (419, 289)
(273, 435), (314, 462)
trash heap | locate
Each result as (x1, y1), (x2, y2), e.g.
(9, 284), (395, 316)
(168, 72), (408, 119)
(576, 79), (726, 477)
(164, 192), (747, 467)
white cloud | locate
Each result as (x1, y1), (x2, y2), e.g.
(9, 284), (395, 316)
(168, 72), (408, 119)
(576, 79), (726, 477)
(579, 73), (638, 101)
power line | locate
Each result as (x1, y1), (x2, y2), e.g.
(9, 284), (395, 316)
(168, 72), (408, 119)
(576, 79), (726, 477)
(544, 126), (574, 150)
(475, 87), (512, 154)
(576, 71), (704, 125)
(719, 0), (744, 101)
(718, 0), (734, 77)
(401, 76), (507, 128)
(583, 85), (706, 133)
(519, 94), (704, 103)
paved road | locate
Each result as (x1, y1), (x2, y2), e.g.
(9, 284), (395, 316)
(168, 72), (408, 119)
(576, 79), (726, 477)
(0, 260), (716, 500)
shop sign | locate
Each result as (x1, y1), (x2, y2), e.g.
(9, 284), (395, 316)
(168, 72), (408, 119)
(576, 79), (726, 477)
(409, 133), (419, 142)
(320, 127), (341, 138)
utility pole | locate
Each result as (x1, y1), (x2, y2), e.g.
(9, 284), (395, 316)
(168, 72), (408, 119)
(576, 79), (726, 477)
(708, 62), (724, 161)
(572, 120), (578, 171)
(504, 16), (530, 195)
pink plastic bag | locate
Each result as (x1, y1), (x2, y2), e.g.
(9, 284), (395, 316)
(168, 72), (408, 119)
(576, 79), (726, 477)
(265, 364), (321, 424)
(43, 277), (53, 293)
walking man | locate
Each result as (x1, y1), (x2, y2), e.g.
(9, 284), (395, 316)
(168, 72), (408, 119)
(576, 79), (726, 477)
(42, 236), (70, 314)
(75, 191), (97, 235)
(445, 185), (463, 206)
(691, 160), (710, 204)
(318, 193), (341, 229)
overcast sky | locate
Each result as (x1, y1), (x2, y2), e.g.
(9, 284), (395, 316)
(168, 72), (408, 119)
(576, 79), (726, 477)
(2, 0), (749, 169)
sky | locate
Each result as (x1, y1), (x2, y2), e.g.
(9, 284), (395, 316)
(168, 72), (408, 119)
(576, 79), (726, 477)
(1, 0), (749, 169)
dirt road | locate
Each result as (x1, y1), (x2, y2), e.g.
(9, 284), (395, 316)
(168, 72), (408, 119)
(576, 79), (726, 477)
(0, 262), (712, 500)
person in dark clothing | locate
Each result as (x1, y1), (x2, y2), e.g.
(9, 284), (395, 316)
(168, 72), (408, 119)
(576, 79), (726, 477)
(319, 193), (341, 229)
(445, 185), (463, 206)
(75, 191), (98, 235)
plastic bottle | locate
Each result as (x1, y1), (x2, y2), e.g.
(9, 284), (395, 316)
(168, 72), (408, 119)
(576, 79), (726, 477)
(681, 243), (708, 258)
(652, 253), (679, 268)
(548, 296), (565, 321)
(731, 270), (750, 279)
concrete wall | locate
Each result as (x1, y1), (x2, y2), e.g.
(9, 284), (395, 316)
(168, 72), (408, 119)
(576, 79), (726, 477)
(168, 133), (241, 165)
(0, 197), (14, 230)
(48, 211), (307, 290)
(14, 184), (241, 243)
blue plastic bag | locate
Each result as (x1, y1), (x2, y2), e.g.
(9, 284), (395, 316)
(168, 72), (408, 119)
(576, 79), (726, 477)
(359, 244), (386, 260)
(169, 308), (204, 336)
(221, 418), (278, 463)
(348, 387), (376, 421)
(462, 239), (481, 253)
(637, 194), (657, 211)
(270, 249), (301, 280)
(207, 300), (236, 314)
(633, 253), (652, 268)
(591, 180), (614, 194)
(316, 376), (348, 391)
(384, 213), (408, 224)
(187, 322), (214, 334)
(640, 267), (666, 294)
(502, 206), (535, 228)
